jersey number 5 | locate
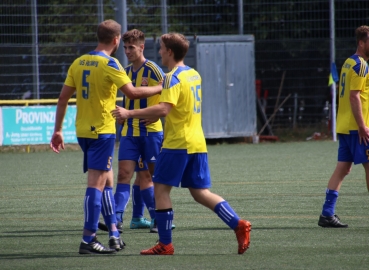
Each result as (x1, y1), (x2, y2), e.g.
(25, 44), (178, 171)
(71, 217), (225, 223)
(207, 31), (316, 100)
(82, 70), (91, 99)
(191, 85), (201, 113)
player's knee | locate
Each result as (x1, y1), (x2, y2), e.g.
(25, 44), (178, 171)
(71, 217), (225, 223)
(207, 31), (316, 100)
(117, 170), (132, 184)
(344, 168), (351, 175)
(189, 189), (205, 204)
(139, 175), (152, 185)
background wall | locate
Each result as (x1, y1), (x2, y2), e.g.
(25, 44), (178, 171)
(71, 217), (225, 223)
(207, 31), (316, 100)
(1, 0), (368, 130)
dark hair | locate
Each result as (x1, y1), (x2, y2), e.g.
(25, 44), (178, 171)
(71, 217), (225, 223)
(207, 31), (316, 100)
(122, 29), (145, 44)
(355, 25), (369, 45)
(97, 19), (121, 44)
(160, 33), (189, 62)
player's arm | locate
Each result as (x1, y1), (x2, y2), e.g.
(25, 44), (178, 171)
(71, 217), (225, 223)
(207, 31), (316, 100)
(350, 90), (369, 145)
(119, 81), (162, 100)
(50, 85), (75, 153)
(111, 102), (172, 121)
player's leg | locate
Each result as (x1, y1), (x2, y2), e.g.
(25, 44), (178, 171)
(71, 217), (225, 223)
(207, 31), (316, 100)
(184, 153), (251, 254)
(129, 162), (151, 229)
(114, 136), (139, 229)
(140, 151), (177, 255)
(101, 169), (125, 250)
(140, 182), (174, 255)
(115, 159), (135, 227)
(131, 175), (145, 219)
(318, 162), (351, 228)
(138, 135), (169, 232)
(78, 136), (117, 255)
(319, 134), (354, 228)
(362, 162), (369, 192)
(139, 163), (157, 230)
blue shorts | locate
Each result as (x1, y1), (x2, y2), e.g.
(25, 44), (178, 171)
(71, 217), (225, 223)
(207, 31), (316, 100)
(337, 132), (369, 164)
(77, 134), (116, 173)
(152, 149), (211, 188)
(118, 135), (163, 164)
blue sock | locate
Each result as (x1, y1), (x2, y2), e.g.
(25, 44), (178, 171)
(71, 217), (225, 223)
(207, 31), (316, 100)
(101, 186), (119, 238)
(114, 183), (130, 222)
(156, 209), (173, 245)
(83, 187), (102, 243)
(141, 186), (156, 219)
(132, 185), (145, 219)
(214, 201), (240, 230)
(322, 189), (339, 217)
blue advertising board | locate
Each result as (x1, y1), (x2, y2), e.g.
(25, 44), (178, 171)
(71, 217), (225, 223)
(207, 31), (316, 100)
(0, 105), (77, 145)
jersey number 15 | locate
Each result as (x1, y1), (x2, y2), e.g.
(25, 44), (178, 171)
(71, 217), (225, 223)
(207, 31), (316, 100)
(191, 85), (201, 113)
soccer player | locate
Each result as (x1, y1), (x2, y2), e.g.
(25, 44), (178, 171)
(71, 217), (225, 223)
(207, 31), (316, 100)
(98, 29), (167, 233)
(50, 20), (162, 255)
(116, 29), (165, 233)
(318, 25), (369, 228)
(111, 32), (252, 255)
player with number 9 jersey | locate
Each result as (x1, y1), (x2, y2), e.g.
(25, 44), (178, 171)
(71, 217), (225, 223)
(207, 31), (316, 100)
(336, 54), (369, 134)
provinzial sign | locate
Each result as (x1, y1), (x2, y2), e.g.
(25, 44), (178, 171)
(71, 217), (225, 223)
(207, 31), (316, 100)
(0, 105), (77, 146)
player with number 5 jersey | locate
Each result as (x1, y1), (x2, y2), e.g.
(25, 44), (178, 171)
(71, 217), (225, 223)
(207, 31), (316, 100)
(50, 20), (162, 255)
(64, 51), (131, 138)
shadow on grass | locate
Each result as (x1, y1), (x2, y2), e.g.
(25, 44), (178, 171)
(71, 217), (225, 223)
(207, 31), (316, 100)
(189, 226), (321, 231)
(1, 229), (81, 234)
(0, 252), (134, 260)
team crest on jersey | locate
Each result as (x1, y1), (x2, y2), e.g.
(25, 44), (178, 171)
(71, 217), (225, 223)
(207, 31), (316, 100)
(141, 77), (148, 86)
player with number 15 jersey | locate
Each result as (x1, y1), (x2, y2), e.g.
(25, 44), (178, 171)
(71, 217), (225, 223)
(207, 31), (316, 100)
(160, 66), (206, 154)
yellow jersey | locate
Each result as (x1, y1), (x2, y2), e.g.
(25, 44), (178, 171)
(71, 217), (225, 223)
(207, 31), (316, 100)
(336, 54), (369, 134)
(160, 66), (207, 153)
(64, 51), (131, 138)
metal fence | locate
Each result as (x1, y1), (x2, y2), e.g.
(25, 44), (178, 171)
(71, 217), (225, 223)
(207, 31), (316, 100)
(1, 0), (369, 130)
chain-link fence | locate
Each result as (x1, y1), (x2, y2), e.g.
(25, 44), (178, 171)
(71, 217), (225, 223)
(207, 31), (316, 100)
(1, 0), (369, 129)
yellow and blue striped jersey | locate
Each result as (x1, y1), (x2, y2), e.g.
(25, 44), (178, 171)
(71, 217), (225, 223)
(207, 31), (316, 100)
(64, 51), (131, 138)
(336, 54), (369, 134)
(160, 66), (207, 153)
(121, 60), (165, 136)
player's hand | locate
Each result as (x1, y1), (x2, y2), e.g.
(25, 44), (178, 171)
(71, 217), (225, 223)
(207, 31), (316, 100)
(116, 118), (125, 125)
(111, 105), (129, 121)
(140, 118), (159, 126)
(358, 126), (369, 145)
(50, 131), (65, 153)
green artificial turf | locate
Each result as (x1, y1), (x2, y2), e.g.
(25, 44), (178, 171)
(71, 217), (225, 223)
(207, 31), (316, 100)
(0, 141), (368, 269)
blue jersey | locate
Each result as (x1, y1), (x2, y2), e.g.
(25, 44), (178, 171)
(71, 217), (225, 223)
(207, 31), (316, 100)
(121, 60), (165, 136)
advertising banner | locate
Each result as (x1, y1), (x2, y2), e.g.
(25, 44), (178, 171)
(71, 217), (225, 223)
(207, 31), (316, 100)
(0, 105), (77, 146)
